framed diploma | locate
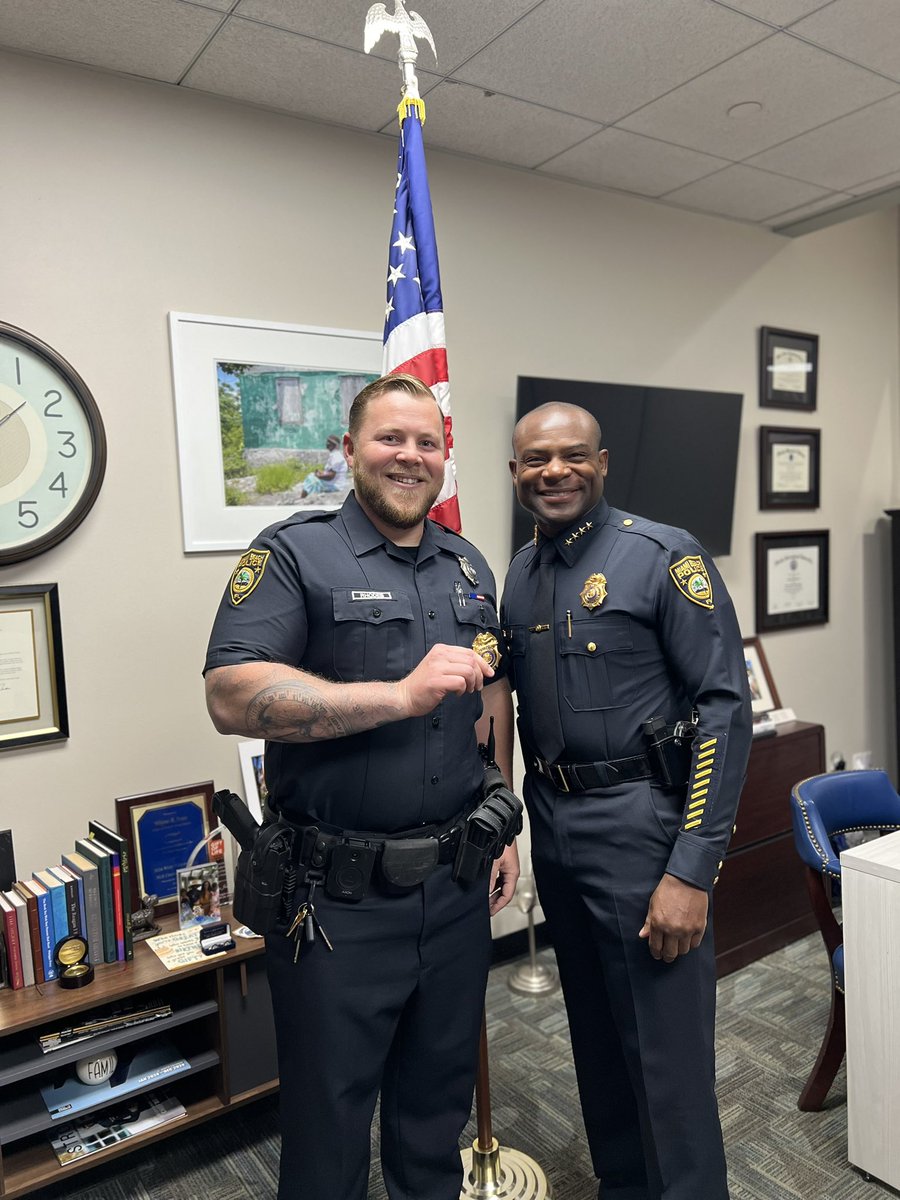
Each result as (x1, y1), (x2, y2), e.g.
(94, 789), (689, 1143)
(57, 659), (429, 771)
(759, 327), (819, 411)
(755, 531), (829, 632)
(0, 583), (68, 751)
(115, 781), (215, 916)
(759, 426), (820, 510)
(742, 636), (781, 716)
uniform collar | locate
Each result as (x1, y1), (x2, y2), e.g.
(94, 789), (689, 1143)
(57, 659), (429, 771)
(535, 498), (611, 567)
(339, 490), (447, 564)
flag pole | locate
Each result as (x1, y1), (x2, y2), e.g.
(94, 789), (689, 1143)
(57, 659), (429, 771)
(365, 4), (551, 1196)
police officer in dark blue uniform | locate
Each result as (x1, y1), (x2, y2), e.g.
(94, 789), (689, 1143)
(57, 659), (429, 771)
(502, 402), (751, 1200)
(204, 374), (519, 1200)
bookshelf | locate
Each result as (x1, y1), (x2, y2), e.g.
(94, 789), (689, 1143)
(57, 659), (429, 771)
(0, 906), (277, 1198)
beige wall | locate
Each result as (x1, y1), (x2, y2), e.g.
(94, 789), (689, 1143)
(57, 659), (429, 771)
(2, 51), (898, 936)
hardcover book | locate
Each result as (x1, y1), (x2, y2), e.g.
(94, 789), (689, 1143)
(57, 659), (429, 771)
(41, 1039), (191, 1119)
(87, 820), (134, 960)
(49, 1091), (186, 1165)
(9, 884), (40, 986)
(34, 869), (70, 941)
(73, 839), (116, 964)
(48, 865), (83, 939)
(60, 852), (103, 968)
(17, 878), (57, 981)
(0, 893), (25, 990)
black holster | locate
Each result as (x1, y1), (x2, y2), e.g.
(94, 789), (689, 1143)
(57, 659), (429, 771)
(452, 763), (523, 885)
(642, 715), (697, 787)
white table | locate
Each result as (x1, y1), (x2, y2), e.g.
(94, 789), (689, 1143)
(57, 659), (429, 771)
(841, 829), (900, 1188)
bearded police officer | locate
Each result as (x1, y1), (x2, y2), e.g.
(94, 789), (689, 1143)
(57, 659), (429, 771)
(501, 402), (751, 1200)
(205, 374), (519, 1200)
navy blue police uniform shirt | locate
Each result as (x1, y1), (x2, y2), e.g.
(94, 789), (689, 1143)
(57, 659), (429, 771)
(205, 491), (505, 833)
(501, 497), (752, 892)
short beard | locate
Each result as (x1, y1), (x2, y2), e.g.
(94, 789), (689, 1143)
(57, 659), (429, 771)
(353, 462), (441, 530)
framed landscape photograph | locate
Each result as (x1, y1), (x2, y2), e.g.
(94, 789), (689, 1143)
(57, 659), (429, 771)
(115, 781), (216, 916)
(759, 426), (820, 510)
(0, 583), (68, 751)
(743, 636), (781, 717)
(169, 313), (380, 553)
(755, 530), (829, 632)
(759, 327), (819, 411)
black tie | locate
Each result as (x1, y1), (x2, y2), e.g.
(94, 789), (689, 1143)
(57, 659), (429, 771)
(526, 542), (566, 765)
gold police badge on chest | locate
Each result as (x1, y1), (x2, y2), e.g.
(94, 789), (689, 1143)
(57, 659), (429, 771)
(669, 555), (714, 610)
(472, 631), (501, 669)
(229, 549), (270, 605)
(580, 573), (608, 610)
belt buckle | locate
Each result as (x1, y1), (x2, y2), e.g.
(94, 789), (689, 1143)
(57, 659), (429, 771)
(555, 765), (570, 794)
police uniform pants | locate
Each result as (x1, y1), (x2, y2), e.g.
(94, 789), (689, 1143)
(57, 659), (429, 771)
(526, 773), (728, 1200)
(265, 860), (492, 1200)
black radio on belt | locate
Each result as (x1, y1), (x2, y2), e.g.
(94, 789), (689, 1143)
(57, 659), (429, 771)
(213, 789), (295, 933)
(641, 715), (697, 787)
(453, 724), (523, 885)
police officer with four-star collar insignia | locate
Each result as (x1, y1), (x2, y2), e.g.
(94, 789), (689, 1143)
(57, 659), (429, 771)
(501, 402), (751, 1200)
(204, 374), (519, 1200)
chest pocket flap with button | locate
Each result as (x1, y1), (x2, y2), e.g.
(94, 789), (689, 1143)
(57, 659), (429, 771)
(559, 615), (635, 711)
(331, 589), (415, 681)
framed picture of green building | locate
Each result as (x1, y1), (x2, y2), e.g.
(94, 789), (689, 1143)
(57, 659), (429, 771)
(170, 313), (381, 552)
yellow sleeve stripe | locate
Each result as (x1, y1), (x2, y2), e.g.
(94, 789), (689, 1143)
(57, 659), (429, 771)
(693, 768), (712, 781)
(699, 738), (718, 750)
(688, 799), (706, 812)
(691, 788), (708, 800)
(696, 752), (716, 765)
(684, 819), (703, 830)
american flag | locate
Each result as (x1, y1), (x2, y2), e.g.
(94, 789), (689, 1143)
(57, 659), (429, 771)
(382, 108), (460, 532)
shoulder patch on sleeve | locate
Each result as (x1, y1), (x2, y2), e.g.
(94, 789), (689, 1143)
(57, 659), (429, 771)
(229, 548), (270, 605)
(669, 554), (714, 610)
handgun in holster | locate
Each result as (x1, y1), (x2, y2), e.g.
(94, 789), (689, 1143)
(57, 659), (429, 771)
(213, 789), (295, 934)
(641, 715), (698, 788)
(453, 721), (524, 885)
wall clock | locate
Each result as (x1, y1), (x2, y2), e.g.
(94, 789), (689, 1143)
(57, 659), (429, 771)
(0, 322), (107, 565)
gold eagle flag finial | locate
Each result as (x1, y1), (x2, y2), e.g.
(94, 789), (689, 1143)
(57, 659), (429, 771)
(364, 0), (437, 123)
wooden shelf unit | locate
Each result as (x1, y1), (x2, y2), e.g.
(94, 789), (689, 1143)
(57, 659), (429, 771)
(0, 906), (278, 1198)
(714, 720), (825, 976)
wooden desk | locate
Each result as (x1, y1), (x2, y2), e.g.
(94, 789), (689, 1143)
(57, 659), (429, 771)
(714, 721), (825, 976)
(842, 831), (900, 1190)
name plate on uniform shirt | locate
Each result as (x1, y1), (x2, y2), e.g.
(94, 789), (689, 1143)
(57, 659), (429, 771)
(350, 591), (393, 601)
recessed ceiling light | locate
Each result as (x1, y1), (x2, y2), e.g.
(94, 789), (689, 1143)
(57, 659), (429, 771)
(727, 101), (763, 119)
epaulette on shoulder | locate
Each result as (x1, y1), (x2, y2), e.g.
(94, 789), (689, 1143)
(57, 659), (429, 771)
(612, 511), (689, 551)
(262, 508), (340, 538)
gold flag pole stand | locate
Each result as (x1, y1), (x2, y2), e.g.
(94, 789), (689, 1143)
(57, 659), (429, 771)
(460, 1011), (552, 1199)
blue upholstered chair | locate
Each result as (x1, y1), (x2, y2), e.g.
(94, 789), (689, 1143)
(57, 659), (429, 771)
(790, 769), (900, 1111)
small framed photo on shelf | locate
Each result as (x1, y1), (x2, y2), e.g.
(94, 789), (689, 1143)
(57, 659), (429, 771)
(759, 326), (819, 411)
(0, 583), (68, 751)
(743, 637), (781, 717)
(759, 426), (820, 510)
(755, 530), (829, 632)
(115, 781), (216, 916)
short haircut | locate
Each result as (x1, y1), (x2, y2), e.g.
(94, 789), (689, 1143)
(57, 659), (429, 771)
(348, 373), (439, 439)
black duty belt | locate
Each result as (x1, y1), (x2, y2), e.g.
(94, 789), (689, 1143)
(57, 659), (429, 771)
(531, 752), (654, 793)
(285, 808), (468, 872)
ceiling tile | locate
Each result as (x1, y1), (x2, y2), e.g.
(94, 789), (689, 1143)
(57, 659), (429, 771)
(399, 82), (599, 169)
(538, 127), (729, 197)
(710, 0), (832, 25)
(619, 32), (898, 159)
(234, 0), (538, 73)
(791, 0), (900, 81)
(183, 17), (437, 129)
(180, 0), (233, 12)
(0, 0), (223, 82)
(452, 0), (771, 124)
(662, 163), (831, 222)
(746, 92), (900, 189)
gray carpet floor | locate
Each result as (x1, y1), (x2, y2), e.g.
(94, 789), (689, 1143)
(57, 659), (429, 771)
(32, 933), (888, 1199)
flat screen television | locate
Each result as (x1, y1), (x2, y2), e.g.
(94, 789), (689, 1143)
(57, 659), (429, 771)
(513, 376), (743, 558)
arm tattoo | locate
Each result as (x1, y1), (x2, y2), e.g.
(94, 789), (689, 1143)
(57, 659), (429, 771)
(245, 678), (400, 742)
